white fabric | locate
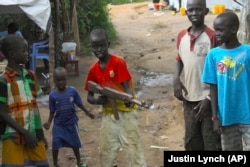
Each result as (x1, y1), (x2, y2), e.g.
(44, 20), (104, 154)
(0, 0), (51, 33)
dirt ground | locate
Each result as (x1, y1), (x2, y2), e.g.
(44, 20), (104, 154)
(38, 2), (218, 167)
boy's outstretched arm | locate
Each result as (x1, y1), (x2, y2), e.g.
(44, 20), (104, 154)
(43, 112), (54, 130)
(173, 60), (188, 101)
(0, 102), (38, 149)
(78, 104), (95, 119)
(210, 84), (222, 134)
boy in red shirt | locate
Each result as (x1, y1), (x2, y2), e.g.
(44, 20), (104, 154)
(84, 29), (146, 167)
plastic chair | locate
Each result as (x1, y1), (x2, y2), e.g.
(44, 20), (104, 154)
(29, 40), (49, 72)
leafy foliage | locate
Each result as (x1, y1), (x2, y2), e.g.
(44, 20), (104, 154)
(0, 0), (146, 54)
(76, 0), (117, 53)
(106, 0), (146, 5)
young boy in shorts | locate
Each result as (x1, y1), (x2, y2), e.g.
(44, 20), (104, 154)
(202, 12), (250, 150)
(43, 67), (95, 167)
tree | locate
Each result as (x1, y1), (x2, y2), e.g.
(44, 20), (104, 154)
(237, 0), (250, 43)
(70, 0), (80, 54)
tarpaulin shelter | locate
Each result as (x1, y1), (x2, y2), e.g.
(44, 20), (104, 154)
(0, 0), (55, 89)
(0, 0), (51, 33)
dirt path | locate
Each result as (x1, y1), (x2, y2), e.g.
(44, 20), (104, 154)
(39, 2), (218, 167)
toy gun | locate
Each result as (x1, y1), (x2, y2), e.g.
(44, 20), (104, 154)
(88, 81), (148, 120)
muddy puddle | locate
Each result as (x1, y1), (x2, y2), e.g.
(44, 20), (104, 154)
(139, 71), (173, 87)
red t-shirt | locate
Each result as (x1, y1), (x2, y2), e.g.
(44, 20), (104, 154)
(84, 54), (136, 112)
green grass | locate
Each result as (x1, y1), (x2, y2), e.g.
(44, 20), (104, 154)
(107, 0), (147, 5)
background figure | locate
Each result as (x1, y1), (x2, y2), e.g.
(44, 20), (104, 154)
(7, 22), (23, 37)
(0, 22), (23, 38)
(202, 12), (250, 151)
(173, 0), (221, 150)
(84, 29), (146, 167)
(0, 22), (24, 62)
(44, 67), (95, 167)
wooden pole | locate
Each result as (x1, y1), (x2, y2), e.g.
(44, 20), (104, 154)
(71, 0), (81, 55)
(238, 0), (250, 43)
(49, 27), (55, 90)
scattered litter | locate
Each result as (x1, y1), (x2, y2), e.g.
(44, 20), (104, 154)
(79, 128), (89, 132)
(153, 11), (164, 16)
(160, 135), (168, 139)
(146, 33), (151, 36)
(139, 53), (144, 57)
(150, 145), (169, 149)
(149, 103), (155, 109)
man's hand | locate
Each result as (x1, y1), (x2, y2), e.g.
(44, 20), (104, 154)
(123, 99), (134, 108)
(213, 118), (223, 134)
(173, 78), (188, 101)
(43, 122), (51, 130)
(194, 98), (210, 121)
(87, 112), (95, 119)
(43, 136), (49, 150)
(96, 95), (108, 105)
(23, 131), (38, 149)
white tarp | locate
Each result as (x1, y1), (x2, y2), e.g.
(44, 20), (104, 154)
(0, 0), (51, 33)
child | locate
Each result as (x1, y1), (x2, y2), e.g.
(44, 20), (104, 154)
(43, 66), (95, 167)
(84, 29), (146, 167)
(173, 0), (221, 150)
(202, 12), (250, 150)
(0, 35), (49, 167)
(0, 22), (23, 38)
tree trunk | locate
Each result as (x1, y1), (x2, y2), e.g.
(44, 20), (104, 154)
(55, 0), (60, 67)
(60, 0), (70, 41)
(70, 0), (80, 55)
(49, 27), (55, 90)
(238, 0), (250, 43)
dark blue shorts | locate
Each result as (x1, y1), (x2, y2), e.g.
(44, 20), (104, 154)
(52, 123), (82, 150)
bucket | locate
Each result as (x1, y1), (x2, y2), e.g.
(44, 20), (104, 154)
(62, 42), (77, 60)
(218, 4), (225, 13)
(62, 42), (77, 53)
(154, 3), (160, 10)
(179, 7), (186, 16)
(212, 5), (219, 14)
